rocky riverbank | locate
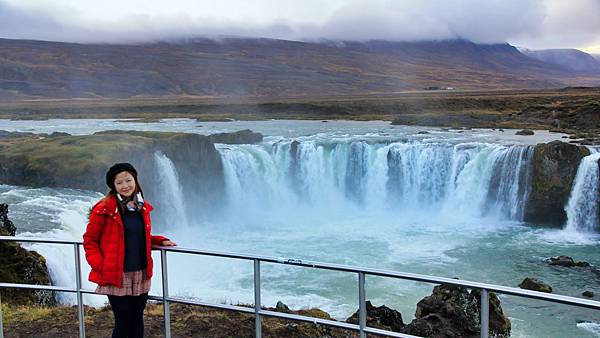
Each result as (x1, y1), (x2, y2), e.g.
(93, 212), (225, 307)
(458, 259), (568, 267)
(2, 284), (510, 338)
(0, 204), (53, 306)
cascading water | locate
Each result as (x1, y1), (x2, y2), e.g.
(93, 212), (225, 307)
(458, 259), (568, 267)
(154, 152), (189, 229)
(565, 148), (600, 233)
(3, 119), (600, 337)
(217, 140), (534, 222)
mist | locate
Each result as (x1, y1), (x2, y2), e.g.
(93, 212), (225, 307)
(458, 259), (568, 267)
(1, 0), (599, 50)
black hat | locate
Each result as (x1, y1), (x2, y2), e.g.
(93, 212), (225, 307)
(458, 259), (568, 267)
(106, 163), (138, 189)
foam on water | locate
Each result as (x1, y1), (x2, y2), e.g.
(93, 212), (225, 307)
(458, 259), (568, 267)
(1, 120), (598, 337)
(578, 322), (600, 337)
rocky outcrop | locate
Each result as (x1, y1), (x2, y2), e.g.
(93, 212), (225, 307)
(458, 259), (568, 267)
(0, 203), (16, 236)
(524, 141), (590, 226)
(546, 255), (590, 267)
(519, 278), (552, 293)
(403, 284), (511, 338)
(0, 204), (54, 306)
(208, 129), (263, 144)
(516, 129), (535, 135)
(345, 301), (405, 332)
(342, 285), (510, 338)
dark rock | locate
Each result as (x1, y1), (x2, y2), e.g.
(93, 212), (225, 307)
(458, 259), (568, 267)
(516, 129), (535, 135)
(0, 204), (54, 306)
(547, 255), (590, 267)
(0, 203), (16, 236)
(403, 284), (511, 338)
(208, 129), (263, 144)
(583, 291), (594, 298)
(417, 131), (430, 134)
(524, 141), (590, 226)
(275, 301), (291, 313)
(48, 131), (71, 138)
(346, 300), (405, 332)
(519, 278), (552, 293)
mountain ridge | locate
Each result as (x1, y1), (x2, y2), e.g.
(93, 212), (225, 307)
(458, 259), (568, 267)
(521, 48), (600, 73)
(0, 37), (598, 99)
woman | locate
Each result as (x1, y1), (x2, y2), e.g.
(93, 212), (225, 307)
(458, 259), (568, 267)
(83, 163), (176, 338)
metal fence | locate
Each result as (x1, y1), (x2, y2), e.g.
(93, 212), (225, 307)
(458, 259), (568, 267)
(1, 236), (600, 338)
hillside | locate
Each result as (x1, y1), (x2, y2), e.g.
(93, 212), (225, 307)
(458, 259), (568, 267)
(0, 38), (598, 100)
(522, 48), (600, 73)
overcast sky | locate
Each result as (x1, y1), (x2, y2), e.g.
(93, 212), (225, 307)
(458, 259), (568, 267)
(1, 0), (599, 53)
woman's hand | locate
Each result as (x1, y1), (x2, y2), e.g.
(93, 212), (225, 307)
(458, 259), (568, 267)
(161, 240), (177, 246)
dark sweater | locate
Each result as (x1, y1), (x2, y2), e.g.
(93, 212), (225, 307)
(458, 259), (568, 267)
(120, 209), (148, 272)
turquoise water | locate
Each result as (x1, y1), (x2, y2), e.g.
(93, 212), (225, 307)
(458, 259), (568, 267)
(1, 119), (599, 337)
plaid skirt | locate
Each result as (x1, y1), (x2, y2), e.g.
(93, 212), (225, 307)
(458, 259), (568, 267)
(96, 269), (151, 296)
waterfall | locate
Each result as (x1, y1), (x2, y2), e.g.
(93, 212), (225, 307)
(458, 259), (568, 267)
(216, 140), (535, 222)
(565, 149), (600, 233)
(154, 152), (189, 228)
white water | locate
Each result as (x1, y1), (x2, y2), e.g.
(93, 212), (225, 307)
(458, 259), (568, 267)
(217, 140), (534, 223)
(154, 151), (190, 229)
(2, 120), (600, 337)
(565, 148), (600, 233)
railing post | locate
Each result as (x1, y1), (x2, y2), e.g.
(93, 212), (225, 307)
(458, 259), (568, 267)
(254, 259), (261, 338)
(0, 289), (4, 338)
(481, 289), (489, 338)
(161, 249), (171, 338)
(358, 272), (366, 338)
(74, 244), (85, 338)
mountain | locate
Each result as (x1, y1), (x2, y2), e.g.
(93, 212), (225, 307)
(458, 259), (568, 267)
(522, 48), (600, 73)
(0, 37), (598, 99)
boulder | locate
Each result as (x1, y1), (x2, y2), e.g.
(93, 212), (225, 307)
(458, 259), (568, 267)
(346, 300), (405, 332)
(403, 284), (511, 338)
(0, 204), (54, 306)
(516, 129), (535, 136)
(547, 256), (590, 267)
(0, 203), (16, 236)
(519, 278), (552, 293)
(207, 129), (263, 144)
(524, 141), (590, 226)
(583, 291), (594, 298)
(275, 300), (291, 313)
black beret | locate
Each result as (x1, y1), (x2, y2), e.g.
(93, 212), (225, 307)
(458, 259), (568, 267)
(106, 163), (138, 189)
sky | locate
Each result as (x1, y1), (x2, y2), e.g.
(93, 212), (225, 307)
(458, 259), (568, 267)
(1, 0), (599, 53)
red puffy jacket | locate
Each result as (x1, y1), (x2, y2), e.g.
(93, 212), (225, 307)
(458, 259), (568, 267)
(83, 194), (168, 287)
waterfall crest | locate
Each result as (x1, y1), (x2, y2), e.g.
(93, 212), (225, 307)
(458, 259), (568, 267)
(217, 141), (534, 222)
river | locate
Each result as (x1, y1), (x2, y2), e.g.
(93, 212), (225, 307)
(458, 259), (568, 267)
(1, 119), (599, 337)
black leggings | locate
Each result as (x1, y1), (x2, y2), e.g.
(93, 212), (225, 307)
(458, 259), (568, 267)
(107, 293), (148, 338)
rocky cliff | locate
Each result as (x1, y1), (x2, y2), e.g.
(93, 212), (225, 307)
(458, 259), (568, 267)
(524, 141), (590, 226)
(0, 204), (54, 306)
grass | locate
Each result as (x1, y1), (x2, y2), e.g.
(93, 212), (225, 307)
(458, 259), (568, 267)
(1, 303), (54, 324)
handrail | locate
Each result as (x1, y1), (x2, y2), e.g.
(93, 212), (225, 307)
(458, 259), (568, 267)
(1, 235), (599, 338)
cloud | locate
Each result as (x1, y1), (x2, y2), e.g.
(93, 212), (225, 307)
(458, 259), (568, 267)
(0, 0), (598, 50)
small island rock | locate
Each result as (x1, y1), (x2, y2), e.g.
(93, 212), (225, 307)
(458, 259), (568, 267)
(519, 278), (553, 293)
(516, 129), (535, 135)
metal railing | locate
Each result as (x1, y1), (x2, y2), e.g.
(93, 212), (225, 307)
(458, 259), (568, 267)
(1, 236), (600, 338)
